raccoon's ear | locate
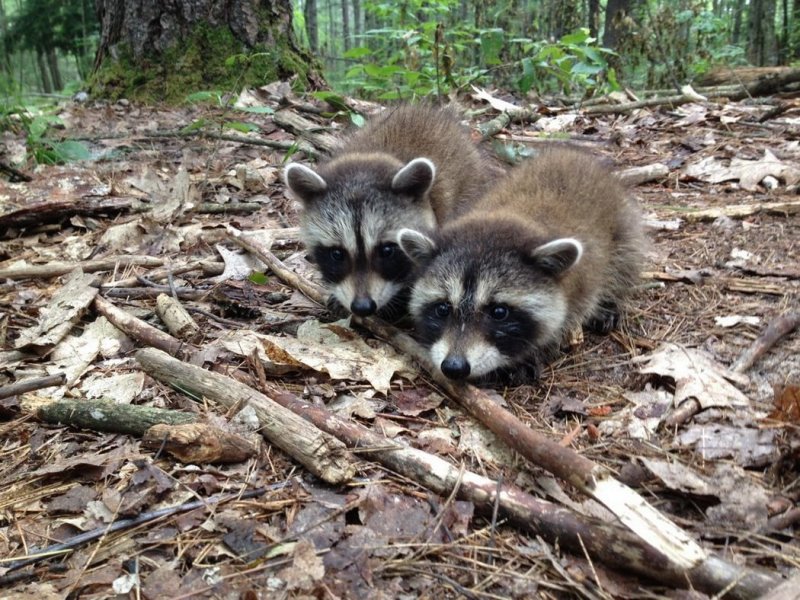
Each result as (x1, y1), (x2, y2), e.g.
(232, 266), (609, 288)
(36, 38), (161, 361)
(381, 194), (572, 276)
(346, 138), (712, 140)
(397, 228), (437, 265)
(527, 238), (583, 276)
(284, 163), (327, 203)
(392, 158), (436, 198)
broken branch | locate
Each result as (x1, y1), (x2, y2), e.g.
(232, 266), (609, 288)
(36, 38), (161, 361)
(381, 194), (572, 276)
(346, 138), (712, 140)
(731, 311), (800, 374)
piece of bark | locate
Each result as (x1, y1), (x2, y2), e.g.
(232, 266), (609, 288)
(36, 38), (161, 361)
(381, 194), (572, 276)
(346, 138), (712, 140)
(618, 163), (670, 186)
(38, 399), (198, 436)
(0, 373), (66, 399)
(267, 383), (779, 598)
(99, 259), (222, 288)
(732, 311), (800, 374)
(142, 422), (257, 464)
(273, 110), (338, 153)
(135, 347), (356, 484)
(676, 200), (800, 223)
(0, 256), (164, 280)
(0, 197), (136, 235)
(155, 293), (200, 340)
(477, 111), (511, 139)
(756, 570), (800, 600)
(94, 295), (193, 359)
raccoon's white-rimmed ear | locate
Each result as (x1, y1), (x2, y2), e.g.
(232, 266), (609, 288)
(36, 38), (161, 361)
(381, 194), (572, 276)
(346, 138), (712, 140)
(283, 163), (327, 204)
(392, 158), (436, 198)
(397, 228), (437, 265)
(528, 238), (583, 276)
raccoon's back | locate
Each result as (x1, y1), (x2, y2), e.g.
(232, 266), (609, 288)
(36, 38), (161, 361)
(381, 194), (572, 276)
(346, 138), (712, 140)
(339, 104), (491, 219)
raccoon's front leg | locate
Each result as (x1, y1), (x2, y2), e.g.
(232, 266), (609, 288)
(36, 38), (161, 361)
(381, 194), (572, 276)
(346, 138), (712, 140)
(585, 301), (620, 335)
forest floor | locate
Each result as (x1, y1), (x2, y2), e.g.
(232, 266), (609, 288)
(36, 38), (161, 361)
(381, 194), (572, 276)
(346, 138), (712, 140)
(0, 85), (799, 599)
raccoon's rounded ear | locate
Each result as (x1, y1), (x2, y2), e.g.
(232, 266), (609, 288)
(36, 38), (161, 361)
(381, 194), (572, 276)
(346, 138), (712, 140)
(392, 158), (436, 198)
(527, 238), (583, 276)
(397, 228), (437, 265)
(283, 163), (327, 203)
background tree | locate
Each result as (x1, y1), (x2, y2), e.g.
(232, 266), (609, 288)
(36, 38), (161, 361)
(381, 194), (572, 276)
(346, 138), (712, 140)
(91, 0), (324, 101)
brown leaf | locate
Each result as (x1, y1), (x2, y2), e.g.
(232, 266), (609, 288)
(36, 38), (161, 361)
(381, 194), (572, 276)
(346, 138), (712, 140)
(769, 384), (800, 422)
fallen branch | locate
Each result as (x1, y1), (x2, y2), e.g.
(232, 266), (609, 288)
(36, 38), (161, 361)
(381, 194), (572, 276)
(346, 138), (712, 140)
(0, 256), (164, 280)
(262, 381), (779, 598)
(94, 296), (192, 359)
(232, 230), (772, 594)
(665, 200), (800, 223)
(0, 373), (66, 399)
(273, 109), (338, 154)
(731, 311), (800, 374)
(98, 259), (223, 288)
(135, 347), (357, 485)
(617, 163), (670, 186)
(38, 398), (197, 435)
(0, 197), (137, 236)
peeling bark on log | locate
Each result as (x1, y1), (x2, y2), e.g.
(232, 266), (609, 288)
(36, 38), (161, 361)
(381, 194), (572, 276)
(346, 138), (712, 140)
(272, 110), (339, 154)
(155, 294), (200, 341)
(0, 197), (136, 237)
(38, 399), (198, 436)
(143, 422), (257, 464)
(135, 347), (356, 484)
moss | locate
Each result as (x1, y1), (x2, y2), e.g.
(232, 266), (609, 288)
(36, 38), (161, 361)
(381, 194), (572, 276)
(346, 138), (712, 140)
(89, 23), (322, 104)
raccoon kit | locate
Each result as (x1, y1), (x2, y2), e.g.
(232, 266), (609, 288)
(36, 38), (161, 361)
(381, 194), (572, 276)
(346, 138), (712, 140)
(283, 104), (489, 319)
(398, 148), (645, 383)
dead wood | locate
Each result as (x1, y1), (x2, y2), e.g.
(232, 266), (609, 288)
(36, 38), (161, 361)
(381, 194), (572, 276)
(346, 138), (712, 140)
(142, 422), (257, 464)
(0, 485), (281, 575)
(618, 163), (670, 186)
(135, 347), (357, 484)
(0, 255), (164, 280)
(0, 197), (137, 236)
(273, 109), (338, 153)
(0, 373), (66, 399)
(671, 200), (800, 223)
(37, 398), (198, 436)
(732, 311), (800, 374)
(477, 111), (511, 139)
(698, 66), (797, 87)
(0, 160), (32, 182)
(756, 570), (800, 600)
(101, 286), (207, 300)
(155, 293), (200, 340)
(94, 295), (193, 359)
(231, 232), (776, 594)
(263, 382), (780, 598)
(194, 202), (263, 214)
(133, 129), (319, 158)
(98, 259), (223, 288)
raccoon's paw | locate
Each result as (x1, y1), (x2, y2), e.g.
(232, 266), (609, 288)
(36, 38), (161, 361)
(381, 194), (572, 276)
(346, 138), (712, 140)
(586, 302), (620, 335)
(483, 357), (543, 387)
(325, 295), (350, 319)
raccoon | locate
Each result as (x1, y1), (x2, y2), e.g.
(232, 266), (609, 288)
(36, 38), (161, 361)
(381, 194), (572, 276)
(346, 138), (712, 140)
(283, 104), (490, 319)
(397, 147), (644, 383)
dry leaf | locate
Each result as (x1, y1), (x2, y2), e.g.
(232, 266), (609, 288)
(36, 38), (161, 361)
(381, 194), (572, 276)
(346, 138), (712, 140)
(636, 342), (750, 409)
(684, 149), (800, 191)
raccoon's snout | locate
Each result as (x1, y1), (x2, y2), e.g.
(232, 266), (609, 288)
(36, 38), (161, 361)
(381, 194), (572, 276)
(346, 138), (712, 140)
(441, 355), (471, 380)
(351, 296), (378, 316)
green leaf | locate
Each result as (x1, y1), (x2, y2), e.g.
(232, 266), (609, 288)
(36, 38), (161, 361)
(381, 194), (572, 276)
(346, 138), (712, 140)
(28, 116), (51, 140)
(559, 28), (590, 45)
(224, 121), (259, 133)
(186, 91), (221, 104)
(343, 46), (373, 59)
(311, 91), (350, 112)
(249, 272), (269, 285)
(50, 140), (91, 162)
(479, 28), (504, 66)
(349, 112), (366, 128)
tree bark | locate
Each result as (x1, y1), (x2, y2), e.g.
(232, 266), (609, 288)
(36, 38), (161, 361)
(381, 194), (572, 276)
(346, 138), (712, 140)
(92, 0), (325, 99)
(588, 0), (601, 38)
(304, 0), (318, 52)
(341, 0), (350, 52)
(732, 0), (744, 44)
(36, 47), (52, 93)
(46, 48), (63, 91)
(352, 0), (361, 38)
(746, 0), (777, 66)
(602, 0), (633, 50)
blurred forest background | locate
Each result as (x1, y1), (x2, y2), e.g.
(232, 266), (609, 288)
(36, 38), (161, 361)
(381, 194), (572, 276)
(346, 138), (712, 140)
(0, 0), (798, 103)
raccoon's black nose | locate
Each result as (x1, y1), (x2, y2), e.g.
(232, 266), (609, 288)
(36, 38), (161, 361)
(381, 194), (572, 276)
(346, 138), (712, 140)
(441, 356), (471, 380)
(351, 297), (377, 316)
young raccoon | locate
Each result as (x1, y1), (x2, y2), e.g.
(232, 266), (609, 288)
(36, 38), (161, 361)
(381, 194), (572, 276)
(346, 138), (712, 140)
(398, 147), (644, 383)
(283, 104), (489, 319)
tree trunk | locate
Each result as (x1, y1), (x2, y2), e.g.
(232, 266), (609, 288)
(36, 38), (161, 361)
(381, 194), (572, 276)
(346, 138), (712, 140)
(304, 0), (318, 53)
(352, 0), (361, 39)
(588, 0), (601, 39)
(794, 0), (800, 58)
(92, 0), (325, 100)
(36, 48), (53, 93)
(46, 48), (63, 91)
(602, 0), (633, 50)
(731, 0), (744, 44)
(341, 0), (350, 53)
(778, 0), (788, 64)
(746, 0), (777, 66)
(0, 0), (10, 76)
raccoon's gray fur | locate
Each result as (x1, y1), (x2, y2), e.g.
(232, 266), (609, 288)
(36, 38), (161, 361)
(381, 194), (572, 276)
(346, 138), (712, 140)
(283, 104), (490, 319)
(398, 147), (645, 382)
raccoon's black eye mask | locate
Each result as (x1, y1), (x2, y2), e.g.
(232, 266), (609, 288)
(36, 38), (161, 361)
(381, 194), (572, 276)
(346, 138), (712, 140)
(313, 245), (351, 283)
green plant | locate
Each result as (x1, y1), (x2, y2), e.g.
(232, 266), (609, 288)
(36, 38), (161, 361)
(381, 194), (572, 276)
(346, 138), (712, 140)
(515, 28), (618, 96)
(1, 103), (90, 165)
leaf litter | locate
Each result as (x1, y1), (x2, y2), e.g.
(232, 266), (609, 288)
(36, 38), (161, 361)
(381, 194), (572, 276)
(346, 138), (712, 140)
(0, 88), (799, 598)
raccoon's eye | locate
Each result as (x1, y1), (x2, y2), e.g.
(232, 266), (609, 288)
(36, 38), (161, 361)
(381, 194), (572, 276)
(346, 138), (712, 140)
(378, 243), (397, 258)
(329, 247), (347, 262)
(488, 304), (509, 321)
(434, 302), (451, 318)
